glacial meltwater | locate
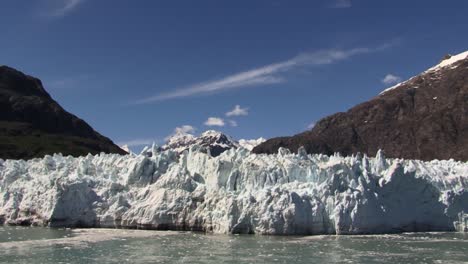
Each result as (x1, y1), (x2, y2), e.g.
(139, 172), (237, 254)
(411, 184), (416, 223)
(0, 227), (467, 263)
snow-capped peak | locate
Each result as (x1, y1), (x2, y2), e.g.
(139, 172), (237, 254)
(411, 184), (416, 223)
(161, 130), (239, 156)
(380, 50), (468, 94)
(166, 131), (195, 146)
(200, 130), (227, 138)
(163, 132), (196, 154)
(159, 130), (268, 156)
(200, 130), (238, 145)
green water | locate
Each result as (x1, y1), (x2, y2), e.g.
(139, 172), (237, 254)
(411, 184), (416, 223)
(0, 226), (467, 263)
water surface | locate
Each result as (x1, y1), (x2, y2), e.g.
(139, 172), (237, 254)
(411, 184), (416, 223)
(0, 226), (467, 263)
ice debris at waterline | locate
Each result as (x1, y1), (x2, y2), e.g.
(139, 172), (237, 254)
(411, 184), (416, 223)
(0, 147), (467, 235)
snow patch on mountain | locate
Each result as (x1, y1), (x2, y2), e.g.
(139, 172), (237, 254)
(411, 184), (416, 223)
(0, 148), (466, 235)
(426, 51), (468, 73)
(380, 76), (418, 94)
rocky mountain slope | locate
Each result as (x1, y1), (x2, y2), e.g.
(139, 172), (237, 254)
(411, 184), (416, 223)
(254, 51), (468, 161)
(0, 65), (126, 160)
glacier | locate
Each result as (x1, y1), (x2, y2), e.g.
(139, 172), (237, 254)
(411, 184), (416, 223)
(0, 147), (467, 235)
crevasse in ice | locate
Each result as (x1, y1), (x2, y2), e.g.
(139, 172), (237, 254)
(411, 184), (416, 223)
(0, 147), (467, 235)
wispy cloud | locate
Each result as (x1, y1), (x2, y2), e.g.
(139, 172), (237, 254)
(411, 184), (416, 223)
(132, 43), (393, 104)
(382, 74), (402, 85)
(228, 120), (238, 127)
(331, 0), (352, 8)
(226, 105), (249, 117)
(307, 122), (316, 130)
(204, 117), (225, 127)
(45, 74), (89, 90)
(42, 0), (85, 18)
(117, 138), (157, 147)
(173, 125), (196, 135)
(165, 125), (196, 141)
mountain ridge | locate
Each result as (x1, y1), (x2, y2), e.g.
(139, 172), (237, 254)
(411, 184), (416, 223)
(0, 65), (126, 160)
(253, 51), (468, 161)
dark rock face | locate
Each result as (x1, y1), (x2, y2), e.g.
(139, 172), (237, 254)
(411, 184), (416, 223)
(254, 54), (468, 161)
(0, 65), (126, 160)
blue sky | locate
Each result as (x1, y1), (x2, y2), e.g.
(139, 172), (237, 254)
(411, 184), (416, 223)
(1, 0), (467, 151)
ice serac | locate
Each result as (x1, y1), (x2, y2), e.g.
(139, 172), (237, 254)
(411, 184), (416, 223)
(0, 148), (467, 235)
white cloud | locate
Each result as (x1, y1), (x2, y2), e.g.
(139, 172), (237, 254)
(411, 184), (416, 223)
(164, 125), (196, 141)
(132, 43), (394, 104)
(43, 0), (85, 18)
(204, 117), (225, 127)
(331, 0), (352, 8)
(117, 138), (156, 147)
(226, 105), (249, 117)
(238, 138), (267, 151)
(382, 74), (402, 85)
(228, 120), (238, 127)
(173, 125), (196, 135)
(46, 74), (89, 89)
(307, 122), (316, 130)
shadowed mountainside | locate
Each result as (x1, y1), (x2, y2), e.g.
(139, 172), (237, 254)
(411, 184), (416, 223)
(0, 65), (126, 160)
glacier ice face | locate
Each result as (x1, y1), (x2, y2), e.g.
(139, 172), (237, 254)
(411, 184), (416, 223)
(0, 148), (467, 235)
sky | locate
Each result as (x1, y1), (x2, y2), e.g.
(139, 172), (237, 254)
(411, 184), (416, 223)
(1, 0), (468, 152)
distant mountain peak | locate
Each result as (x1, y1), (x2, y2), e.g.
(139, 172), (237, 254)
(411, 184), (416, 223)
(200, 130), (227, 138)
(162, 130), (239, 157)
(161, 130), (265, 157)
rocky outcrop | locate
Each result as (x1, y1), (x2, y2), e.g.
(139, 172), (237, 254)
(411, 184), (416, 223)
(0, 65), (126, 160)
(253, 51), (468, 161)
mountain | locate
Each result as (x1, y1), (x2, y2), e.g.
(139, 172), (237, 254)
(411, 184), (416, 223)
(254, 51), (468, 161)
(162, 130), (240, 157)
(158, 130), (266, 157)
(0, 65), (126, 160)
